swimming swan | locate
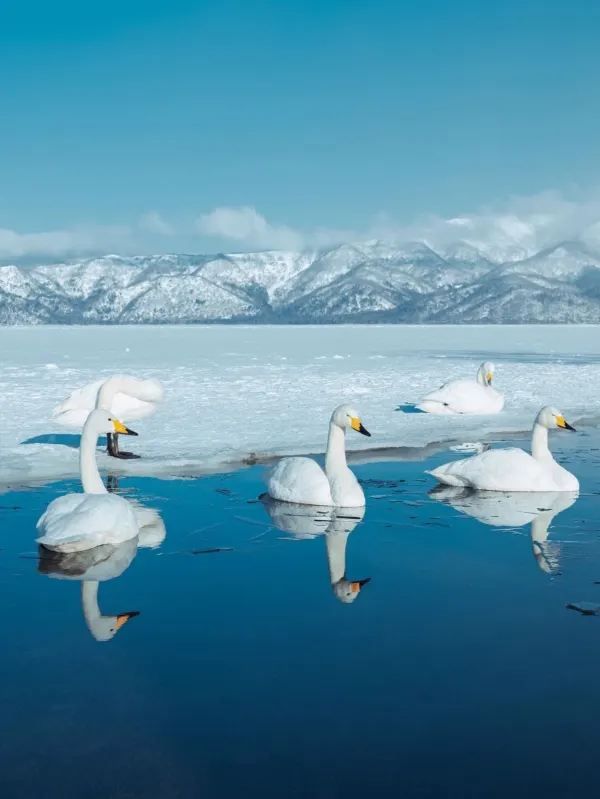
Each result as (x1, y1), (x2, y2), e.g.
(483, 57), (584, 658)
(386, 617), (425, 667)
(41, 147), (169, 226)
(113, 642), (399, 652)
(53, 374), (164, 458)
(428, 406), (578, 492)
(266, 404), (371, 507)
(261, 498), (370, 602)
(416, 361), (504, 415)
(37, 409), (140, 553)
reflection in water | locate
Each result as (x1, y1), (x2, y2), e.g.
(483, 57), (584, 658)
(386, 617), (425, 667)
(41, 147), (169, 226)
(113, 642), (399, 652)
(262, 498), (369, 602)
(430, 487), (578, 573)
(38, 504), (166, 640)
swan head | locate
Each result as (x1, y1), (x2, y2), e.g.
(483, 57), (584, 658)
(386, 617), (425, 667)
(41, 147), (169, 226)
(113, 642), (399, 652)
(84, 408), (139, 437)
(535, 406), (576, 432)
(332, 577), (371, 604)
(88, 610), (140, 642)
(477, 361), (495, 386)
(330, 404), (371, 437)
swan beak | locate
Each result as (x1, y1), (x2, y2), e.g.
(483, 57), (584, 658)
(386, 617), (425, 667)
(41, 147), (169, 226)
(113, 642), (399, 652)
(486, 372), (493, 385)
(350, 418), (371, 437)
(351, 578), (371, 593)
(556, 416), (576, 431)
(113, 419), (138, 436)
(115, 611), (140, 630)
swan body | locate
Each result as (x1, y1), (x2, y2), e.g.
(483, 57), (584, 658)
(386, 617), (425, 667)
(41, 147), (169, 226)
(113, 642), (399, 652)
(53, 375), (164, 428)
(429, 406), (578, 492)
(267, 404), (370, 507)
(416, 361), (504, 415)
(37, 409), (139, 553)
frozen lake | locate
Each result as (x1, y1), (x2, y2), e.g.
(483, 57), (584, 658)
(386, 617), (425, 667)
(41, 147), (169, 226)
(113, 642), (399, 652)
(0, 324), (599, 488)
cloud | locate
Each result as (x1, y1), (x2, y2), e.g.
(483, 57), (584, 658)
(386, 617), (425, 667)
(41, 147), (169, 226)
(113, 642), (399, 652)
(0, 225), (132, 261)
(138, 211), (174, 236)
(196, 206), (305, 250)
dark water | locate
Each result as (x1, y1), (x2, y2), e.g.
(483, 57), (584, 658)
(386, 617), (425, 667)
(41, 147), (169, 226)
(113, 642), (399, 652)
(1, 434), (600, 798)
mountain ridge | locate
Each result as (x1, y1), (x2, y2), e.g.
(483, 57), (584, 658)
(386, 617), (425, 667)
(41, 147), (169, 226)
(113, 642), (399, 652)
(2, 239), (600, 324)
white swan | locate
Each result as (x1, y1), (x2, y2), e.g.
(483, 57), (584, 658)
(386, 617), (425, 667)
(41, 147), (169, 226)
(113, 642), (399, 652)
(430, 487), (578, 574)
(262, 498), (369, 603)
(416, 361), (504, 415)
(39, 539), (140, 641)
(37, 409), (140, 552)
(53, 374), (164, 458)
(266, 404), (371, 507)
(428, 406), (578, 492)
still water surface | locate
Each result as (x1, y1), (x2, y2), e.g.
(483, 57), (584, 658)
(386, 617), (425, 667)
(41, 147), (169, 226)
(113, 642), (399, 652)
(1, 434), (599, 798)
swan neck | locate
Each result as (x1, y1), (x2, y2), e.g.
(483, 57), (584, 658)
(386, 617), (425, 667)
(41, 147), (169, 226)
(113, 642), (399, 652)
(531, 423), (552, 461)
(476, 367), (486, 386)
(325, 530), (350, 584)
(325, 422), (347, 477)
(80, 423), (107, 494)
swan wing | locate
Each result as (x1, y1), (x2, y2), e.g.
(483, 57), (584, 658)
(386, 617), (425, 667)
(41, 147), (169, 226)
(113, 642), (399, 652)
(37, 493), (139, 552)
(417, 380), (503, 414)
(267, 457), (333, 506)
(429, 448), (552, 491)
(52, 375), (164, 427)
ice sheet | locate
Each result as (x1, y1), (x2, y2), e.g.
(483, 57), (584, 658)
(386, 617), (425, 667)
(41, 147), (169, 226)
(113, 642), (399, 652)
(0, 324), (599, 489)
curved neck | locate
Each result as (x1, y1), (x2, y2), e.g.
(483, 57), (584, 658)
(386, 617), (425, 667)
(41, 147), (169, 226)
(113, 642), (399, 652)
(325, 530), (350, 584)
(476, 367), (487, 386)
(96, 377), (120, 410)
(531, 423), (553, 462)
(325, 422), (346, 477)
(80, 423), (106, 494)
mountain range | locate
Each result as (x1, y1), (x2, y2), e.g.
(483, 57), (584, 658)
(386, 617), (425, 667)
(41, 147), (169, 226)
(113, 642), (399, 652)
(1, 239), (600, 324)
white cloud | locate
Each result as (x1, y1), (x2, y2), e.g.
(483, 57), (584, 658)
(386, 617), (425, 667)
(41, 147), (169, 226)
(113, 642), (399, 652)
(196, 206), (305, 250)
(0, 225), (132, 260)
(138, 211), (174, 236)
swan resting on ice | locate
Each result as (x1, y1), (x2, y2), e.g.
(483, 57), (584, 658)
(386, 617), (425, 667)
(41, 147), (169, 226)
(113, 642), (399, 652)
(267, 404), (371, 507)
(428, 406), (578, 492)
(37, 409), (140, 553)
(53, 374), (164, 459)
(416, 361), (504, 415)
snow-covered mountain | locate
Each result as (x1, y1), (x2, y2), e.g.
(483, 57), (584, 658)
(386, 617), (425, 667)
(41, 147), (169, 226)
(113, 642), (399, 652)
(2, 239), (600, 324)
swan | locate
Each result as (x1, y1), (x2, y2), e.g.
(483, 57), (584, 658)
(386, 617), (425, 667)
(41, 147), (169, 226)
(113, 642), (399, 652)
(38, 540), (140, 641)
(416, 361), (504, 415)
(430, 486), (578, 574)
(261, 498), (370, 603)
(36, 409), (140, 552)
(266, 404), (371, 507)
(53, 374), (164, 458)
(428, 406), (578, 492)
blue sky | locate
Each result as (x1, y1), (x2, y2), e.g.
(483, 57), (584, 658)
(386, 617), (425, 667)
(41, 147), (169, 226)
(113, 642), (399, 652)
(1, 0), (600, 257)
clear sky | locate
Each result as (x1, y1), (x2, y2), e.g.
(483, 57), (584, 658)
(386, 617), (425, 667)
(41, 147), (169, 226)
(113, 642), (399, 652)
(2, 0), (600, 257)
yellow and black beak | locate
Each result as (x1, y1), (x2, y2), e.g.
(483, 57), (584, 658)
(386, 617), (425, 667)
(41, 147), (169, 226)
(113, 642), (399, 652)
(113, 419), (138, 436)
(350, 417), (371, 437)
(486, 372), (493, 385)
(115, 611), (140, 631)
(351, 578), (371, 593)
(556, 416), (576, 432)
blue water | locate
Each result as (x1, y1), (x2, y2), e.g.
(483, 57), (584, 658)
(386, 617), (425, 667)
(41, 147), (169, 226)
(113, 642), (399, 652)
(1, 434), (600, 798)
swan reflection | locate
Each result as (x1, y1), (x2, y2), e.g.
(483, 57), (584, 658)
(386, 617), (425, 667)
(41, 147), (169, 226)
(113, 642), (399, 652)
(430, 487), (578, 573)
(38, 504), (166, 640)
(262, 498), (369, 602)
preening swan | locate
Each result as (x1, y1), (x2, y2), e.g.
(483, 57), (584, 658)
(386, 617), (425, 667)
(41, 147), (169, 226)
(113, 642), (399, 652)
(38, 539), (140, 641)
(430, 486), (578, 574)
(37, 409), (140, 553)
(428, 406), (578, 492)
(416, 361), (504, 415)
(53, 374), (164, 458)
(266, 404), (371, 507)
(261, 498), (370, 603)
